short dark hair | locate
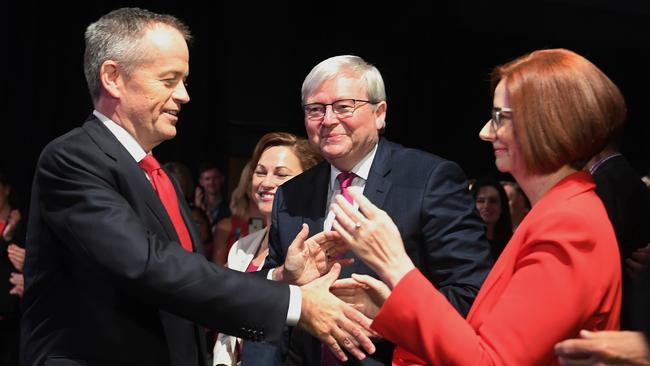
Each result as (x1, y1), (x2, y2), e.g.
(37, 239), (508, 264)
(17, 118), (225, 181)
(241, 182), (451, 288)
(198, 162), (222, 177)
(84, 7), (192, 101)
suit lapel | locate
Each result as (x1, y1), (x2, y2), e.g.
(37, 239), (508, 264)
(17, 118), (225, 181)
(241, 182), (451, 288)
(364, 138), (392, 209)
(302, 163), (330, 236)
(341, 140), (393, 278)
(82, 116), (180, 244)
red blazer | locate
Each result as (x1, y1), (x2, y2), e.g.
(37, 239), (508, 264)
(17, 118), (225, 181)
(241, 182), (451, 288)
(371, 172), (622, 365)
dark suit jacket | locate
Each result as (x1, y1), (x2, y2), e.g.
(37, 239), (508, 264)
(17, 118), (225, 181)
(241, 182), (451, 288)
(592, 154), (650, 329)
(264, 138), (493, 366)
(21, 116), (290, 366)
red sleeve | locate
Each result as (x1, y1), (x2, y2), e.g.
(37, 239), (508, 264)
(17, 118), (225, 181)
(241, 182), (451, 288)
(371, 209), (621, 365)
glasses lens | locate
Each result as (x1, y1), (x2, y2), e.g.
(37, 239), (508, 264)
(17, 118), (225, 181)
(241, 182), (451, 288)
(304, 104), (325, 119)
(332, 99), (356, 117)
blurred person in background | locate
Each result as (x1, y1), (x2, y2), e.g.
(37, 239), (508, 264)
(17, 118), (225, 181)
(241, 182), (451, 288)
(211, 162), (264, 266)
(471, 177), (512, 260)
(501, 180), (531, 230)
(1, 170), (24, 366)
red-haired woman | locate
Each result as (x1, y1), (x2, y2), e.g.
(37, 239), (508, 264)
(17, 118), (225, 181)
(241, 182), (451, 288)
(331, 49), (625, 365)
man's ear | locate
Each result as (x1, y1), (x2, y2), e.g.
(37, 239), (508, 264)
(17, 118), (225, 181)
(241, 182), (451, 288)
(374, 101), (388, 130)
(99, 60), (122, 99)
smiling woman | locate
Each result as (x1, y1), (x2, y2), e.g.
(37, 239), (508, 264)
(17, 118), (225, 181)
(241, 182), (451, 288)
(213, 132), (322, 366)
(329, 48), (627, 366)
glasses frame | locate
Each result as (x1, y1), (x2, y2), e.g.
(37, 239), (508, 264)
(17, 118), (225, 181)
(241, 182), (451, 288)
(302, 99), (375, 120)
(490, 107), (513, 133)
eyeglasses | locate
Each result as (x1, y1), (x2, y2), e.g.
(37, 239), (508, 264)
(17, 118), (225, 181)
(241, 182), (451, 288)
(490, 107), (513, 133)
(303, 99), (375, 120)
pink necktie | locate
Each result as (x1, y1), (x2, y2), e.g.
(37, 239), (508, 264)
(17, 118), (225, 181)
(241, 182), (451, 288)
(337, 171), (355, 204)
(321, 172), (357, 365)
(139, 154), (193, 252)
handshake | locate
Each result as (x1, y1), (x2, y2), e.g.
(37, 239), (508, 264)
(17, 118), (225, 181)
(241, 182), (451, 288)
(271, 223), (377, 362)
(271, 190), (410, 362)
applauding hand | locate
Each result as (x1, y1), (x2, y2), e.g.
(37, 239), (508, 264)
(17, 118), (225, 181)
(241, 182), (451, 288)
(274, 224), (353, 285)
(331, 189), (415, 288)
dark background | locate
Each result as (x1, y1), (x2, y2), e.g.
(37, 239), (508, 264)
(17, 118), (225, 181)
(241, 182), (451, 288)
(2, 0), (649, 211)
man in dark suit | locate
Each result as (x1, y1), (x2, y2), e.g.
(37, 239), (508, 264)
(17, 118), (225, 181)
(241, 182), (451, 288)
(21, 9), (373, 366)
(586, 144), (650, 329)
(263, 55), (493, 365)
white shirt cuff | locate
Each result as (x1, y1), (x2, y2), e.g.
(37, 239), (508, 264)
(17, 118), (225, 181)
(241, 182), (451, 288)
(267, 268), (275, 280)
(287, 285), (301, 326)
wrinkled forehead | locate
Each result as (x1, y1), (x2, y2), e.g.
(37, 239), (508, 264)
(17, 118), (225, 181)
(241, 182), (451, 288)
(307, 73), (368, 101)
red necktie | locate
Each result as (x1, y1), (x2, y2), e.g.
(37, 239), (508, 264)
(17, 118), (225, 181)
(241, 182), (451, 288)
(139, 154), (193, 252)
(337, 171), (355, 204)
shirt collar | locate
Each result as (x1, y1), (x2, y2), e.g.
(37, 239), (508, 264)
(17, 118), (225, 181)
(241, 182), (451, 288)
(329, 143), (378, 190)
(93, 110), (148, 163)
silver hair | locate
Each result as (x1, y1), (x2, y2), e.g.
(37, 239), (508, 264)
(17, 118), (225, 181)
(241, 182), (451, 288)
(301, 55), (386, 105)
(83, 7), (191, 102)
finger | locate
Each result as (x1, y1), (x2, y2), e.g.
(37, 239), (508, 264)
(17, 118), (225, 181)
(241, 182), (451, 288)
(625, 258), (644, 275)
(334, 194), (367, 227)
(332, 327), (365, 361)
(348, 189), (379, 220)
(321, 263), (342, 286)
(351, 274), (391, 302)
(330, 291), (356, 302)
(330, 278), (363, 290)
(554, 338), (603, 357)
(351, 274), (385, 289)
(630, 250), (649, 262)
(323, 335), (348, 362)
(318, 236), (349, 257)
(332, 219), (356, 247)
(339, 306), (375, 356)
(557, 356), (600, 366)
(325, 245), (352, 258)
(329, 258), (355, 268)
(297, 223), (310, 241)
(331, 200), (361, 234)
(292, 223), (310, 249)
(312, 230), (343, 244)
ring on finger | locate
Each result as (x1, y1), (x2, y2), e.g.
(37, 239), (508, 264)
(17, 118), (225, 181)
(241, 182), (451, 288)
(354, 221), (362, 229)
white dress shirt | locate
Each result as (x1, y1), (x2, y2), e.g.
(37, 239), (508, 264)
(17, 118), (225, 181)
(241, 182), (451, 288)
(323, 143), (378, 231)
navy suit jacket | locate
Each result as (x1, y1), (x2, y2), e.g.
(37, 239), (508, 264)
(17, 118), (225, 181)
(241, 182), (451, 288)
(21, 116), (290, 366)
(592, 154), (650, 329)
(264, 138), (493, 366)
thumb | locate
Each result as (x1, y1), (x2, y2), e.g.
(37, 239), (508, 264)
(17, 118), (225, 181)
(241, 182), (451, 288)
(321, 263), (342, 285)
(579, 329), (595, 339)
(293, 223), (310, 248)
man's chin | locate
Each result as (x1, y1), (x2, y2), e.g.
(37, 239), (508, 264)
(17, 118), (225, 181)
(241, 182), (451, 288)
(320, 141), (349, 156)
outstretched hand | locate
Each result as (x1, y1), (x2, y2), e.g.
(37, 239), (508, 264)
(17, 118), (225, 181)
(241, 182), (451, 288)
(299, 263), (376, 362)
(331, 188), (414, 288)
(555, 330), (650, 366)
(275, 224), (353, 285)
(331, 273), (391, 320)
